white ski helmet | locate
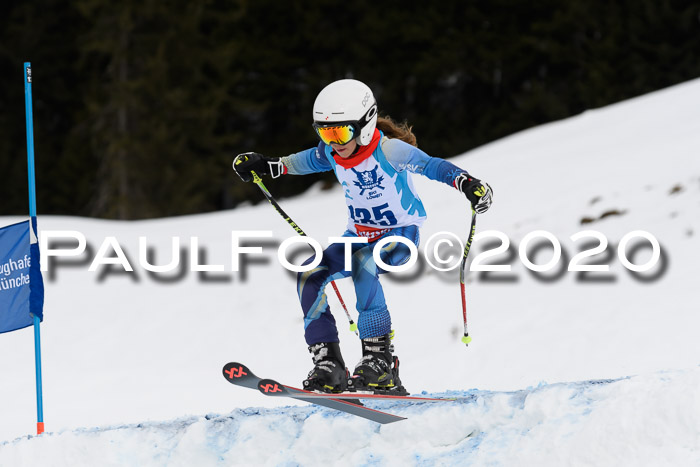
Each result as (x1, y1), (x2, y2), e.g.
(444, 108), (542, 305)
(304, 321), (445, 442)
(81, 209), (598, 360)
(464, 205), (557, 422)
(312, 79), (378, 146)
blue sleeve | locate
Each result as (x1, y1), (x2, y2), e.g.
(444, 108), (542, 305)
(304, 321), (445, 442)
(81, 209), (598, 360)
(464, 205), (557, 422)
(281, 145), (333, 175)
(381, 138), (467, 187)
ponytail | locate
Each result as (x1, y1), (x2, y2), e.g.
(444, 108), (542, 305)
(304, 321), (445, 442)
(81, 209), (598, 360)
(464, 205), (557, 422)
(376, 115), (417, 147)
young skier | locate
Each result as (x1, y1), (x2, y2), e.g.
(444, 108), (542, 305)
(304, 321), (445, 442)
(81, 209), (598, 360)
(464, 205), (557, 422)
(233, 79), (492, 394)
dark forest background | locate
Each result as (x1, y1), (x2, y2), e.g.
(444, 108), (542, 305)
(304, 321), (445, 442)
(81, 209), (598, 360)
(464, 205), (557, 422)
(1, 0), (698, 219)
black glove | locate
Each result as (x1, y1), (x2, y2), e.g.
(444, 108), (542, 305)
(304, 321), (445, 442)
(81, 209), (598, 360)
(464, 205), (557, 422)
(455, 173), (493, 214)
(232, 152), (286, 182)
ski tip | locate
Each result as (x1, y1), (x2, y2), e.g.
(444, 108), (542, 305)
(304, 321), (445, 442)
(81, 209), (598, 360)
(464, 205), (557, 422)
(258, 378), (286, 396)
(222, 362), (251, 382)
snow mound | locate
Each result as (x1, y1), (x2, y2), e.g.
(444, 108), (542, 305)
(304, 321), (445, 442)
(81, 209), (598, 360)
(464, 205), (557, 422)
(2, 367), (698, 466)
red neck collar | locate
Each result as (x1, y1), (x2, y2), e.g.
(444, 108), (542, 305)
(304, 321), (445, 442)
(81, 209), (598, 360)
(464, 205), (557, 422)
(332, 129), (381, 169)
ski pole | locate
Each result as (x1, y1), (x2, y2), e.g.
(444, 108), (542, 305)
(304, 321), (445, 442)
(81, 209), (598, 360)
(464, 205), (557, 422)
(459, 207), (477, 346)
(249, 170), (359, 337)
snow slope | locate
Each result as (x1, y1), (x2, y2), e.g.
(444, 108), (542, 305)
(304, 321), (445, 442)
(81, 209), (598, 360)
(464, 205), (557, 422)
(2, 368), (699, 466)
(1, 77), (699, 465)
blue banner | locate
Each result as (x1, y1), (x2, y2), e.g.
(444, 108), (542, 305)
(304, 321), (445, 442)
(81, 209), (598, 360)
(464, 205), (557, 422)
(0, 220), (44, 334)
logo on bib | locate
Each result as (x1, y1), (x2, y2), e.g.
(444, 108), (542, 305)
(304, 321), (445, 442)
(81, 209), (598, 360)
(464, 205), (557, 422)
(351, 165), (385, 196)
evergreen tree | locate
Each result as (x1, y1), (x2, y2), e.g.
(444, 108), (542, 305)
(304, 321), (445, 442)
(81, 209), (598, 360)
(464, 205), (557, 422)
(72, 1), (237, 218)
(0, 0), (698, 218)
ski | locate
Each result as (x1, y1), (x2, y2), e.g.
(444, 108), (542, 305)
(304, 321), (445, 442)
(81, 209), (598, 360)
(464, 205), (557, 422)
(222, 362), (406, 424)
(258, 379), (451, 402)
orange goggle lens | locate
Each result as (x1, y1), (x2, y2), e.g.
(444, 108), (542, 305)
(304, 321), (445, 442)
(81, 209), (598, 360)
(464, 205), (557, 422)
(314, 124), (357, 145)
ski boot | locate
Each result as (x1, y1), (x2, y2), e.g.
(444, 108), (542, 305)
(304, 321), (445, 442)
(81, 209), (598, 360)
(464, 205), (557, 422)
(303, 342), (349, 393)
(348, 332), (408, 395)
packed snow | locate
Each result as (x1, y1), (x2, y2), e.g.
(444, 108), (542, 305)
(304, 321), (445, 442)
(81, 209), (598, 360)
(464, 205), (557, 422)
(2, 369), (699, 466)
(1, 77), (699, 466)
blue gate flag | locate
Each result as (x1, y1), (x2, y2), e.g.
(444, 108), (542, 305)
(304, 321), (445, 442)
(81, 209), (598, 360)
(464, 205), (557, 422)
(0, 219), (44, 334)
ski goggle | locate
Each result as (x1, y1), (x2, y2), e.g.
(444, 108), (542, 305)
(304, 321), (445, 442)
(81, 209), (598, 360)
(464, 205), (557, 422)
(312, 122), (358, 145)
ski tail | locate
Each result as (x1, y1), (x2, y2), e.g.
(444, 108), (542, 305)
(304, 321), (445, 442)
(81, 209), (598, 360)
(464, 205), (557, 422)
(223, 362), (259, 389)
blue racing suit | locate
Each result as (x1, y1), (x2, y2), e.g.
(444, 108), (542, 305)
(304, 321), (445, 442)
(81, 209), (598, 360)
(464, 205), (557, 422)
(281, 130), (468, 345)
